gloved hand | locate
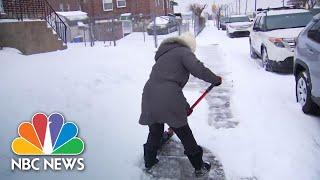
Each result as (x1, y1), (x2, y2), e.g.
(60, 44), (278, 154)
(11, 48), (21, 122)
(187, 108), (193, 116)
(213, 76), (222, 86)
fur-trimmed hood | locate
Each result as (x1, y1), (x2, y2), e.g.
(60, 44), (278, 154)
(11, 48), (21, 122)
(160, 32), (196, 52)
(155, 32), (196, 61)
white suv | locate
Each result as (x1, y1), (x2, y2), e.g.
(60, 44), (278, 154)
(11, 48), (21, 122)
(226, 15), (252, 37)
(250, 7), (313, 73)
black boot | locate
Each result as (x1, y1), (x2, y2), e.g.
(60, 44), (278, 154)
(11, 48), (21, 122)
(186, 146), (211, 177)
(143, 144), (159, 171)
(195, 161), (211, 178)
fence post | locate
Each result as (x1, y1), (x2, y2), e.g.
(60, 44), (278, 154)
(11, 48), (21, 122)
(19, 0), (23, 21)
(112, 17), (116, 46)
(153, 13), (158, 48)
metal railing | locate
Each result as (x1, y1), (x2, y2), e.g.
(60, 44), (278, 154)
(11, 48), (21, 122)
(1, 0), (67, 43)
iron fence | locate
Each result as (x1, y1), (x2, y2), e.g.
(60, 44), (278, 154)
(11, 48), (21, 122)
(1, 0), (67, 43)
(87, 13), (197, 48)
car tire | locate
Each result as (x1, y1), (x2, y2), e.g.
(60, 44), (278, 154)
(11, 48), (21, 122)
(296, 72), (320, 114)
(227, 30), (233, 38)
(262, 47), (271, 71)
(250, 40), (258, 59)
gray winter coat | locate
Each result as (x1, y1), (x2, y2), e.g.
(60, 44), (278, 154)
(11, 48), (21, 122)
(139, 37), (221, 128)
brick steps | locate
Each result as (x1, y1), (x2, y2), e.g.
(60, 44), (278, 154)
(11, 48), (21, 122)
(0, 20), (67, 55)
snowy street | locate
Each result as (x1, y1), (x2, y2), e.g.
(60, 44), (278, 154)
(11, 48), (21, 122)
(1, 21), (320, 180)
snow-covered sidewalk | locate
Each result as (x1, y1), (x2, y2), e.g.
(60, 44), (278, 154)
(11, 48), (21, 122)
(194, 21), (320, 180)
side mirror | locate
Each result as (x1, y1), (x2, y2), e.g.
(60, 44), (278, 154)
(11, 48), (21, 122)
(308, 30), (317, 39)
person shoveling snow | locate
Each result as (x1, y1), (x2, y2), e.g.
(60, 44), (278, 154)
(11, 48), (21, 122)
(139, 32), (222, 178)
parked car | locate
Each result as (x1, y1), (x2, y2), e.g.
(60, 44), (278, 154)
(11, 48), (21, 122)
(226, 15), (252, 37)
(250, 7), (313, 73)
(294, 13), (320, 114)
(147, 16), (177, 35)
(311, 8), (320, 16)
(219, 17), (229, 30)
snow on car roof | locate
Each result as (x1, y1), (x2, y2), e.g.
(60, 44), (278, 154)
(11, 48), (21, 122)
(56, 11), (88, 21)
(230, 15), (248, 18)
(150, 16), (170, 25)
(266, 9), (310, 16)
(121, 13), (132, 16)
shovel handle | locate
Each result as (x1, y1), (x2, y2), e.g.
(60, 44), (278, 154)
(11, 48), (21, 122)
(167, 84), (215, 134)
(190, 84), (215, 110)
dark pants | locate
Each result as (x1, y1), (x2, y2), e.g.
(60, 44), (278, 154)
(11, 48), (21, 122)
(144, 123), (204, 170)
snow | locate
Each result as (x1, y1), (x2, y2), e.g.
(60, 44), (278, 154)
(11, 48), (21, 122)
(149, 16), (170, 25)
(121, 13), (132, 16)
(0, 19), (43, 23)
(56, 11), (88, 21)
(230, 15), (249, 18)
(195, 22), (320, 180)
(264, 27), (305, 39)
(174, 0), (291, 15)
(1, 20), (320, 180)
(266, 9), (310, 16)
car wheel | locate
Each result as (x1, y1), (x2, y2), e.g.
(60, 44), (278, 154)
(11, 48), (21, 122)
(250, 40), (258, 59)
(262, 47), (271, 71)
(296, 72), (319, 114)
(227, 30), (233, 38)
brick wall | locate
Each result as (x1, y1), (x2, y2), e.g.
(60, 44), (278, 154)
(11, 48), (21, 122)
(47, 0), (81, 12)
(2, 0), (174, 19)
(80, 0), (173, 18)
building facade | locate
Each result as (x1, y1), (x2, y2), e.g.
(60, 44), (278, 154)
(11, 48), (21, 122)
(48, 0), (174, 18)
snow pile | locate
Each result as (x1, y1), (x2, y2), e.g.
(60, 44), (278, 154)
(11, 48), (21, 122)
(56, 11), (88, 21)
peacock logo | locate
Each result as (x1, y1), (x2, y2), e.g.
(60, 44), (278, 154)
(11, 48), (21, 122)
(11, 113), (85, 155)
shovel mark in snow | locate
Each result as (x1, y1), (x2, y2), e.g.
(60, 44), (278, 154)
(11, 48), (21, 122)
(140, 140), (225, 180)
(187, 45), (238, 129)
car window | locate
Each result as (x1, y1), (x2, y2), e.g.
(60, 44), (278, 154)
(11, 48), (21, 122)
(253, 16), (261, 29)
(229, 16), (250, 23)
(259, 16), (265, 30)
(265, 12), (313, 30)
(308, 21), (320, 43)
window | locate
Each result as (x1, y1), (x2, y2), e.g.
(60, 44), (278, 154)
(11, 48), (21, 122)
(59, 3), (64, 11)
(162, 0), (165, 10)
(258, 16), (265, 30)
(155, 0), (160, 7)
(308, 21), (320, 43)
(117, 0), (126, 8)
(265, 12), (313, 31)
(253, 16), (261, 30)
(103, 0), (113, 11)
(0, 0), (3, 13)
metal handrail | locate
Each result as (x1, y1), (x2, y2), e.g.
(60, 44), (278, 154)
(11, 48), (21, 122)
(2, 0), (67, 44)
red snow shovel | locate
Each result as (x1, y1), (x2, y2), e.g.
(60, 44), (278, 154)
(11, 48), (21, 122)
(161, 84), (215, 144)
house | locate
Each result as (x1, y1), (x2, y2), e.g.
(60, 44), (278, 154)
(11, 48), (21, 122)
(48, 0), (174, 18)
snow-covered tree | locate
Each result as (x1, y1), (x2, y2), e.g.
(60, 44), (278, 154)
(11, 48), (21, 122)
(287, 0), (320, 9)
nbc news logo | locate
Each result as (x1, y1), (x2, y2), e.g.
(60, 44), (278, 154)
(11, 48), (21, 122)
(11, 113), (85, 171)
